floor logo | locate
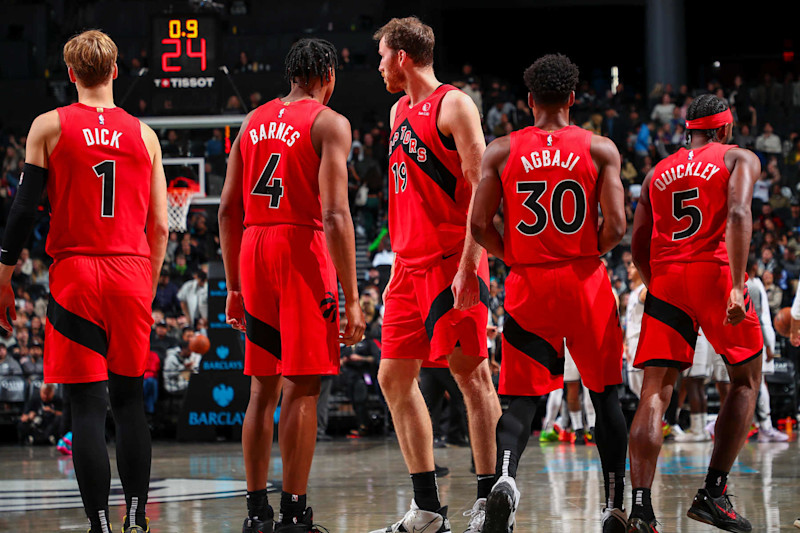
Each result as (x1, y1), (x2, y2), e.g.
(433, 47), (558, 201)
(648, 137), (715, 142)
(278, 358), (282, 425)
(0, 478), (279, 512)
(212, 384), (234, 407)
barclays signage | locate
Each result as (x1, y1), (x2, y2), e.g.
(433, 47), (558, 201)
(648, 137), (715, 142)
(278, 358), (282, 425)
(201, 345), (244, 371)
(187, 383), (245, 426)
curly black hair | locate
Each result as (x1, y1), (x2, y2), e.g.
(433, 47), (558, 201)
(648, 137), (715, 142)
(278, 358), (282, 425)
(285, 38), (338, 86)
(523, 54), (579, 106)
(685, 93), (729, 141)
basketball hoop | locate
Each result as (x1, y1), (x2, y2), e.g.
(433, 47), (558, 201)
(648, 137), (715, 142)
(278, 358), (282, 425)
(166, 178), (200, 232)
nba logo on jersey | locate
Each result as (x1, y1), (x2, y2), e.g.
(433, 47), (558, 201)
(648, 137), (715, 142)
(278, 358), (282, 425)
(547, 134), (553, 146)
(98, 114), (105, 125)
(688, 150), (694, 160)
(419, 102), (432, 116)
(278, 108), (285, 119)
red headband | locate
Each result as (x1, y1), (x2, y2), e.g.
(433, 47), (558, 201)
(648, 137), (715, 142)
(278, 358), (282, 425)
(685, 109), (733, 130)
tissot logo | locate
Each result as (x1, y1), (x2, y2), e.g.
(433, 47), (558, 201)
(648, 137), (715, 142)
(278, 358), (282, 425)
(153, 77), (215, 89)
(212, 384), (234, 407)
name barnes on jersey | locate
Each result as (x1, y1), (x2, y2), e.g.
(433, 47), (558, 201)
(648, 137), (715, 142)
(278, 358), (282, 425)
(248, 120), (301, 147)
(653, 153), (722, 192)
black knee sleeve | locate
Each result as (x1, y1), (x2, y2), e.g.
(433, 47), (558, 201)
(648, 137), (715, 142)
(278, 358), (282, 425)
(108, 372), (151, 527)
(495, 396), (538, 479)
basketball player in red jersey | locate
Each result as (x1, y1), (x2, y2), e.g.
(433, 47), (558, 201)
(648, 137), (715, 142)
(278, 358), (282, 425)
(471, 54), (628, 533)
(219, 39), (364, 533)
(0, 31), (167, 533)
(369, 17), (502, 533)
(626, 94), (762, 533)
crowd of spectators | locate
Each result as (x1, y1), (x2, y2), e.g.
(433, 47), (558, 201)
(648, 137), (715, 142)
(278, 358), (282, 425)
(2, 65), (800, 442)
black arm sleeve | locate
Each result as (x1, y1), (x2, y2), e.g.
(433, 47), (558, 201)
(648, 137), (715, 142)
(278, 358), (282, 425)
(0, 163), (47, 266)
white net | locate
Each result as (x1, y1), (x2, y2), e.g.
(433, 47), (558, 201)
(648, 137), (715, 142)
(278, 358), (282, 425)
(167, 188), (197, 232)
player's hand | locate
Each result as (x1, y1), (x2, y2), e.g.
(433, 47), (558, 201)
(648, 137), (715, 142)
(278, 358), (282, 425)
(225, 290), (246, 332)
(452, 267), (480, 311)
(724, 287), (746, 326)
(0, 283), (16, 333)
(340, 300), (365, 346)
(490, 359), (501, 376)
(791, 318), (800, 347)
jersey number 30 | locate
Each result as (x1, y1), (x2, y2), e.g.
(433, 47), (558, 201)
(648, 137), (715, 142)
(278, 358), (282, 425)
(252, 153), (284, 208)
(516, 180), (587, 236)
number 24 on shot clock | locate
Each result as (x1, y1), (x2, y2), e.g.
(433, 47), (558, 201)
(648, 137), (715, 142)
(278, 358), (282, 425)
(151, 16), (218, 75)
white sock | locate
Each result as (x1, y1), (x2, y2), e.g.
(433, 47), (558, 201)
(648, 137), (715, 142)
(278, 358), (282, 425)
(569, 410), (583, 431)
(690, 413), (706, 433)
(543, 388), (564, 431)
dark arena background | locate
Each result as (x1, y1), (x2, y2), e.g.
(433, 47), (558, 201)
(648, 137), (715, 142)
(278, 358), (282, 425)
(1, 0), (799, 532)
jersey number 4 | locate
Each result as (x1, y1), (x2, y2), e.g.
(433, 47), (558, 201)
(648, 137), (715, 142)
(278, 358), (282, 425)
(252, 153), (284, 208)
(516, 180), (587, 236)
(671, 188), (702, 240)
(93, 160), (116, 218)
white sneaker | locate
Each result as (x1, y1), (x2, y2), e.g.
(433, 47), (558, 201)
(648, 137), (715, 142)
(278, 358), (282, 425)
(705, 420), (716, 438)
(370, 500), (451, 533)
(674, 428), (711, 442)
(758, 427), (790, 443)
(462, 498), (486, 533)
(601, 508), (627, 533)
(483, 476), (520, 533)
(794, 516), (800, 529)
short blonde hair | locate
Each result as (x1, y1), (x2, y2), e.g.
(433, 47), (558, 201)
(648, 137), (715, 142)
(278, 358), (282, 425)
(63, 30), (118, 87)
(373, 17), (435, 67)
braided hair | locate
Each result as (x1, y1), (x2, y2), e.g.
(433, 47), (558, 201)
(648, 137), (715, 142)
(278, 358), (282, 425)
(685, 93), (729, 142)
(285, 38), (338, 87)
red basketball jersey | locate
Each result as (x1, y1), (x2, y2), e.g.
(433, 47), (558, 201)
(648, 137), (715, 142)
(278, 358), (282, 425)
(500, 125), (599, 266)
(240, 98), (327, 229)
(648, 142), (734, 266)
(388, 84), (472, 267)
(47, 103), (152, 260)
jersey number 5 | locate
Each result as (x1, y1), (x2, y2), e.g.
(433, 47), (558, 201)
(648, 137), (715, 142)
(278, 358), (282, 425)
(516, 180), (586, 236)
(252, 153), (284, 208)
(93, 160), (115, 218)
(671, 188), (702, 240)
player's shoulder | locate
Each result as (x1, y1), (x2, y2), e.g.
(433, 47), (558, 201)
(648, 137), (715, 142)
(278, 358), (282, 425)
(723, 144), (760, 167)
(311, 107), (351, 141)
(29, 109), (61, 137)
(440, 86), (477, 112)
(588, 131), (618, 155)
(486, 133), (512, 155)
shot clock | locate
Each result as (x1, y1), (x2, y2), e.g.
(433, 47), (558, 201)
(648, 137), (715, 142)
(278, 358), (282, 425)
(150, 16), (220, 113)
(152, 16), (218, 76)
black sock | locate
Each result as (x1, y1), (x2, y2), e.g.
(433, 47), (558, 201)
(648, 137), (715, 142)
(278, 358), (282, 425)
(495, 396), (537, 479)
(247, 488), (270, 520)
(68, 382), (112, 533)
(108, 372), (151, 529)
(589, 387), (628, 511)
(630, 488), (654, 521)
(279, 491), (306, 523)
(410, 471), (440, 512)
(704, 468), (728, 498)
(477, 475), (495, 500)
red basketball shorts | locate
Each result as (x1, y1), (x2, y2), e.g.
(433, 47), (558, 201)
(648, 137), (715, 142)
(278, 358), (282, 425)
(239, 225), (340, 377)
(500, 257), (623, 396)
(634, 262), (763, 370)
(381, 252), (490, 366)
(45, 255), (153, 383)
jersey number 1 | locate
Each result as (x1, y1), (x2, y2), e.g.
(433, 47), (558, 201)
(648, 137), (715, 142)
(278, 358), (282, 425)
(93, 160), (115, 218)
(252, 153), (284, 208)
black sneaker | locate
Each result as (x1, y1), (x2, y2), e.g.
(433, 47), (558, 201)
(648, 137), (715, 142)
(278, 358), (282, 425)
(575, 428), (586, 445)
(626, 516), (660, 532)
(275, 507), (329, 533)
(483, 476), (520, 533)
(243, 515), (274, 533)
(687, 488), (751, 532)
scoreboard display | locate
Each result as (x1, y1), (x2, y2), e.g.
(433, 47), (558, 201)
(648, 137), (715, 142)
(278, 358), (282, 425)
(150, 16), (219, 112)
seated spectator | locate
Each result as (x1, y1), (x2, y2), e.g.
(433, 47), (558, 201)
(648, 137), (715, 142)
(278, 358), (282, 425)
(757, 246), (779, 276)
(161, 129), (184, 157)
(154, 268), (181, 317)
(150, 320), (178, 359)
(650, 93), (675, 126)
(18, 383), (63, 445)
(20, 341), (44, 378)
(0, 344), (22, 375)
(755, 123), (782, 156)
(234, 51), (254, 74)
(163, 328), (201, 394)
(782, 245), (800, 280)
(178, 270), (208, 326)
(223, 95), (243, 115)
(734, 124), (755, 149)
(762, 269), (783, 318)
(339, 47), (353, 70)
(205, 129), (224, 157)
(142, 351), (161, 418)
(249, 91), (262, 110)
(339, 303), (381, 437)
(486, 101), (515, 135)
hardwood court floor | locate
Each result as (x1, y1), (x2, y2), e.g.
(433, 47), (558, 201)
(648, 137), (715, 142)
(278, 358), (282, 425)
(0, 437), (798, 532)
